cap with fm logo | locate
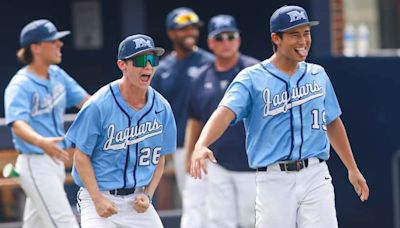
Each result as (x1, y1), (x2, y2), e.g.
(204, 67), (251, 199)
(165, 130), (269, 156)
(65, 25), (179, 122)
(270, 5), (319, 33)
(208, 15), (239, 38)
(118, 34), (165, 60)
(20, 19), (70, 48)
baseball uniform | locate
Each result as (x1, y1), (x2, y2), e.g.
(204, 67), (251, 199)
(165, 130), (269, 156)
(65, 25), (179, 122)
(5, 65), (87, 228)
(191, 5), (368, 228)
(220, 59), (340, 228)
(152, 48), (213, 228)
(66, 80), (176, 227)
(189, 55), (259, 228)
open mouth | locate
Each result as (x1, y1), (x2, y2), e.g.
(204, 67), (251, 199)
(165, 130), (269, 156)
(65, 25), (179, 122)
(183, 36), (196, 47)
(295, 47), (308, 58)
(140, 74), (151, 83)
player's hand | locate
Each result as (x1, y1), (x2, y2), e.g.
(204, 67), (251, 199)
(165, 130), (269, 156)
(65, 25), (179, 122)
(348, 169), (369, 202)
(133, 193), (150, 213)
(37, 136), (70, 164)
(93, 195), (118, 218)
(190, 146), (216, 179)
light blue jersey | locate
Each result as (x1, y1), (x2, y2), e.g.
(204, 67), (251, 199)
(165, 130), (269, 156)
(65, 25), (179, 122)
(4, 65), (88, 154)
(66, 80), (177, 191)
(220, 59), (341, 168)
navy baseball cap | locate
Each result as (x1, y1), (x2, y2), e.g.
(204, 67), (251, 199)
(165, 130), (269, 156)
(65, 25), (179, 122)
(118, 34), (165, 60)
(20, 19), (70, 47)
(270, 5), (319, 33)
(166, 7), (203, 30)
(208, 15), (239, 37)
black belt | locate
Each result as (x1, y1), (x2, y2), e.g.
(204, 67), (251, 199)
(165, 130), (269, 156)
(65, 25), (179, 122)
(109, 187), (136, 196)
(257, 158), (324, 172)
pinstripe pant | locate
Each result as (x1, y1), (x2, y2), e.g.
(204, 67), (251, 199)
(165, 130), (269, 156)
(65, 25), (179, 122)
(16, 154), (79, 228)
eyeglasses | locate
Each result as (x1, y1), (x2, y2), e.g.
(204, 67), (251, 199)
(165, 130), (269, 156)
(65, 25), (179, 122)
(174, 12), (199, 26)
(213, 33), (239, 42)
(128, 54), (159, 68)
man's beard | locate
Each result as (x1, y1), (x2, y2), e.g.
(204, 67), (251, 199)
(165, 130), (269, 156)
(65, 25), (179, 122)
(175, 36), (197, 52)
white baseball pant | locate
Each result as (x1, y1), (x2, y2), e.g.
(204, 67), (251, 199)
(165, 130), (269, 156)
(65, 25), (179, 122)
(16, 154), (79, 228)
(77, 187), (163, 228)
(173, 147), (186, 195)
(206, 162), (256, 228)
(255, 158), (338, 228)
(180, 174), (207, 228)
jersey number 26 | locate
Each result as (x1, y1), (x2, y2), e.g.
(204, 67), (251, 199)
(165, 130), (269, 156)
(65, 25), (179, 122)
(139, 147), (161, 166)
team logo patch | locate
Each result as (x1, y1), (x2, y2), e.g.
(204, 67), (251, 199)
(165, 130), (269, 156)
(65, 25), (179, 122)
(44, 22), (56, 33)
(263, 80), (323, 116)
(212, 16), (232, 29)
(187, 66), (202, 78)
(103, 119), (162, 150)
(287, 10), (307, 23)
(160, 72), (171, 79)
(204, 81), (213, 89)
(133, 38), (152, 49)
(219, 80), (229, 90)
(31, 84), (65, 116)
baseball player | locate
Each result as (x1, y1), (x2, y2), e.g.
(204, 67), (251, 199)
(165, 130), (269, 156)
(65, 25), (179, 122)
(191, 5), (369, 228)
(186, 15), (258, 228)
(65, 34), (177, 228)
(4, 19), (90, 228)
(151, 7), (213, 228)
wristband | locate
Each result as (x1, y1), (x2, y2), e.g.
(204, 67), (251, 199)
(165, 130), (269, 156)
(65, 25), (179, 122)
(144, 192), (153, 203)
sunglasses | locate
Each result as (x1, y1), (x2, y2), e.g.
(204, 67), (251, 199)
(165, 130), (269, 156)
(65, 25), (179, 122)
(213, 32), (239, 42)
(174, 12), (199, 26)
(128, 54), (159, 68)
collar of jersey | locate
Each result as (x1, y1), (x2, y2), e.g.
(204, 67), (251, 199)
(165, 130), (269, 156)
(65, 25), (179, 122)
(262, 59), (306, 82)
(23, 67), (53, 87)
(110, 80), (154, 118)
